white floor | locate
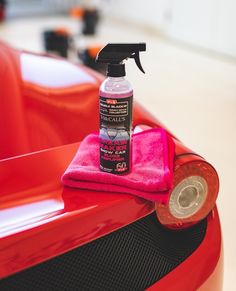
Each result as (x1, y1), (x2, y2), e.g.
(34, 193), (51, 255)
(1, 15), (236, 290)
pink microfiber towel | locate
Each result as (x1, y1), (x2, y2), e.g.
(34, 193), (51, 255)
(62, 128), (175, 203)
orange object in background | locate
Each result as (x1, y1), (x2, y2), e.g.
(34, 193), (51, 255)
(87, 45), (102, 59)
(70, 6), (99, 35)
(54, 27), (71, 37)
(70, 6), (84, 18)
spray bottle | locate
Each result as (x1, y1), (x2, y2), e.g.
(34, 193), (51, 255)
(96, 43), (146, 174)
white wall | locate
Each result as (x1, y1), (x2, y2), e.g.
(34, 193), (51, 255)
(105, 0), (171, 32)
(105, 0), (236, 58)
(7, 0), (83, 18)
(214, 0), (236, 57)
(167, 0), (214, 50)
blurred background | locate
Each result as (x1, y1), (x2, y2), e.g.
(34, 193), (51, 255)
(1, 1), (236, 289)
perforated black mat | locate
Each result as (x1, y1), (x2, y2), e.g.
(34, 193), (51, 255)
(0, 212), (207, 291)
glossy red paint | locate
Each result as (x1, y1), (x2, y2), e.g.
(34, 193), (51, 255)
(198, 243), (223, 291)
(0, 42), (222, 290)
(0, 41), (103, 160)
(0, 143), (154, 278)
(147, 207), (223, 291)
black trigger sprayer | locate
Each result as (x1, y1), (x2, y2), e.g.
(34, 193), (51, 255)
(96, 43), (146, 175)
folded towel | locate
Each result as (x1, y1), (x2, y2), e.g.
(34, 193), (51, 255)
(62, 128), (175, 203)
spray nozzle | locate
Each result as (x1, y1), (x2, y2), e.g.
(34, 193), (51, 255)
(96, 43), (146, 76)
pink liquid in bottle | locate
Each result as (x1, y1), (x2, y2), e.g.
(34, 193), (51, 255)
(99, 76), (133, 174)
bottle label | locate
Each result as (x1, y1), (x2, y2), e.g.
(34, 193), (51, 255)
(99, 95), (133, 174)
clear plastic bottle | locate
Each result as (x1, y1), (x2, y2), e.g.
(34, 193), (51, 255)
(99, 76), (133, 175)
(100, 76), (133, 97)
(96, 43), (146, 175)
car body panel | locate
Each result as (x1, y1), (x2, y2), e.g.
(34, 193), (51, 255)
(147, 207), (223, 291)
(0, 42), (222, 290)
(0, 143), (154, 278)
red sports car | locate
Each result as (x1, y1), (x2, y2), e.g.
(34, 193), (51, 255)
(0, 41), (223, 291)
